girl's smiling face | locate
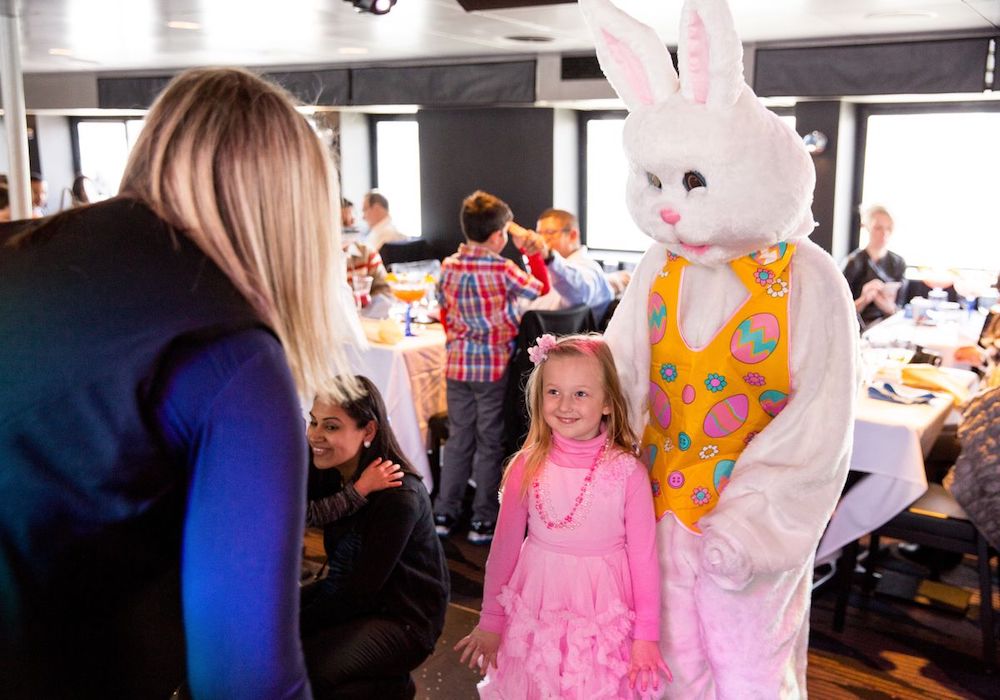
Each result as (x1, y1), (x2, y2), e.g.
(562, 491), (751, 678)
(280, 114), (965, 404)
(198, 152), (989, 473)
(306, 400), (374, 470)
(541, 354), (611, 441)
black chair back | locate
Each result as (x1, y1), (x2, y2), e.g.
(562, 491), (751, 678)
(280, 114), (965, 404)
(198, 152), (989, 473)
(502, 305), (597, 458)
(598, 297), (621, 332)
(379, 238), (430, 267)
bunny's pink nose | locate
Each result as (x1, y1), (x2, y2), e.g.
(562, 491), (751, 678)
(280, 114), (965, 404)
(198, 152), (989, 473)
(660, 208), (681, 225)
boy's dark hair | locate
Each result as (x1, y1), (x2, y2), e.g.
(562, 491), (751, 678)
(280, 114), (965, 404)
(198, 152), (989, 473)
(0, 187), (8, 210)
(460, 190), (512, 243)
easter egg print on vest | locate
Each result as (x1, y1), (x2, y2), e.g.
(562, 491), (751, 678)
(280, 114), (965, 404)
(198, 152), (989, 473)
(642, 243), (794, 532)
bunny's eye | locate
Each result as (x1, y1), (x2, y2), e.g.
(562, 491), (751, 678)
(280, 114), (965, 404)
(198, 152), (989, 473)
(646, 172), (662, 190)
(683, 171), (707, 191)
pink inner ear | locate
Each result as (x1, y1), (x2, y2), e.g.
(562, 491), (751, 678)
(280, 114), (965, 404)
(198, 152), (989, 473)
(686, 11), (709, 104)
(601, 28), (655, 106)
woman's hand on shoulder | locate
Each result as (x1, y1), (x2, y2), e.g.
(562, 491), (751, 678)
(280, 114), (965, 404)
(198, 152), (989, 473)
(353, 458), (404, 497)
(454, 626), (500, 676)
(628, 639), (671, 692)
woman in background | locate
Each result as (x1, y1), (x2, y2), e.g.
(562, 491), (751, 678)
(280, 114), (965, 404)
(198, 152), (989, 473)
(302, 376), (449, 699)
(0, 67), (356, 699)
(842, 204), (907, 329)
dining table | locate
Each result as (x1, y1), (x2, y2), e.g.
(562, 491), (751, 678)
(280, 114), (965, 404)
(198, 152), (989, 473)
(347, 320), (447, 491)
(815, 366), (980, 565)
(862, 309), (987, 368)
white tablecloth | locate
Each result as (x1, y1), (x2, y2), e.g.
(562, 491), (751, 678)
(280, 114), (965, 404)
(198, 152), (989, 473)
(815, 369), (979, 564)
(348, 324), (447, 491)
(864, 311), (986, 368)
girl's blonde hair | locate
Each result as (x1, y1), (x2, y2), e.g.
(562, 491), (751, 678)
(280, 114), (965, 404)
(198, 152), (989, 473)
(505, 333), (637, 500)
(119, 67), (354, 402)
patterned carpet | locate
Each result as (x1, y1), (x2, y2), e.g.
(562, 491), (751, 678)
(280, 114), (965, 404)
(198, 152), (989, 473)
(304, 529), (998, 698)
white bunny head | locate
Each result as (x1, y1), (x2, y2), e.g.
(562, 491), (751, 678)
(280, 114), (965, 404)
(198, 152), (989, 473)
(581, 0), (816, 266)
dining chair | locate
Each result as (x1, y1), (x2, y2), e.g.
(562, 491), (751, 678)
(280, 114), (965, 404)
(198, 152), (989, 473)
(832, 483), (998, 668)
(379, 238), (430, 267)
(502, 305), (597, 458)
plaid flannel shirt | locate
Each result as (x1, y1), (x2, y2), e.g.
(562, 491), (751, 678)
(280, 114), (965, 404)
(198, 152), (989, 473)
(439, 243), (542, 382)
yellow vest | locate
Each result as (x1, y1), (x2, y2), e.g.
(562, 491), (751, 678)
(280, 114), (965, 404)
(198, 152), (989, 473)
(643, 243), (795, 532)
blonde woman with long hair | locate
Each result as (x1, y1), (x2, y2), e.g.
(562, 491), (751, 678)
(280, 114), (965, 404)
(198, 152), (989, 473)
(0, 68), (356, 698)
(455, 334), (671, 698)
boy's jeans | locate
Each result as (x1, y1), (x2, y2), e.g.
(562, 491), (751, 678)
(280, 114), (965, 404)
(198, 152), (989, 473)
(434, 372), (507, 524)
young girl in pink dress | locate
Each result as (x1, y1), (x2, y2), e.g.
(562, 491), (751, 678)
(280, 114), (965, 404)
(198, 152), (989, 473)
(455, 334), (671, 698)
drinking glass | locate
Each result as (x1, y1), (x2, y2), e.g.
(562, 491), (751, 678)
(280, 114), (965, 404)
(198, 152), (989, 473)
(388, 273), (427, 336)
(351, 274), (374, 311)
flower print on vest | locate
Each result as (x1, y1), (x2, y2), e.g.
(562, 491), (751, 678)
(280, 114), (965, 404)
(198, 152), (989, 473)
(765, 278), (789, 298)
(705, 373), (727, 393)
(743, 372), (766, 386)
(691, 487), (711, 506)
(753, 267), (775, 287)
(651, 478), (662, 497)
(660, 363), (678, 383)
(662, 436), (674, 453)
(699, 444), (719, 460)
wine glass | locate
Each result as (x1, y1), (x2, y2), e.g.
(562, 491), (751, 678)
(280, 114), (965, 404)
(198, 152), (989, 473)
(388, 273), (427, 337)
(920, 268), (953, 309)
(350, 274), (374, 312)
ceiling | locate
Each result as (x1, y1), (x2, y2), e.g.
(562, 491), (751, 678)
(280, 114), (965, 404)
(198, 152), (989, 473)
(14, 0), (1000, 75)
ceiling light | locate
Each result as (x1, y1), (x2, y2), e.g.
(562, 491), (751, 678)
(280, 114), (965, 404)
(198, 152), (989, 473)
(338, 47), (369, 55)
(865, 11), (937, 21)
(343, 0), (397, 15)
(505, 35), (554, 43)
(48, 48), (73, 56)
(167, 21), (201, 30)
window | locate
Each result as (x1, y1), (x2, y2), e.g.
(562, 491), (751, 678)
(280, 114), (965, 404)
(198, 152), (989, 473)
(860, 106), (1000, 271)
(74, 118), (145, 199)
(372, 118), (421, 237)
(583, 115), (648, 252)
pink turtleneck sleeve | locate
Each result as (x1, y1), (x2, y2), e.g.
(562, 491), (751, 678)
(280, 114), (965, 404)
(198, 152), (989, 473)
(477, 433), (661, 641)
(478, 456), (530, 635)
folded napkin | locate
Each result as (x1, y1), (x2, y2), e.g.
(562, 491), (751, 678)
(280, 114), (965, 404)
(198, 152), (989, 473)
(900, 364), (972, 407)
(867, 382), (936, 405)
(363, 318), (404, 345)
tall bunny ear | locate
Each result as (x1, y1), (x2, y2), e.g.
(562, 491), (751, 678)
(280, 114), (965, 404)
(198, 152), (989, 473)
(579, 0), (679, 111)
(678, 0), (745, 107)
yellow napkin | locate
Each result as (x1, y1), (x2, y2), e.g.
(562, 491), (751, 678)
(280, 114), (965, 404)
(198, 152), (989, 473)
(363, 318), (404, 345)
(900, 364), (972, 407)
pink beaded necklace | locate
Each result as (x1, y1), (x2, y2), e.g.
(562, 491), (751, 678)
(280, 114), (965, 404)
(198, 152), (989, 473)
(532, 439), (610, 530)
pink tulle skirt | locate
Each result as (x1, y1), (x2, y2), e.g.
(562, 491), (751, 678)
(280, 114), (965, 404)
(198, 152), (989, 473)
(478, 538), (650, 699)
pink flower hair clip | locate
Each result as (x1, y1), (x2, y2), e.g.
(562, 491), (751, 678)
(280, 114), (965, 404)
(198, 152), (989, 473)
(528, 334), (558, 365)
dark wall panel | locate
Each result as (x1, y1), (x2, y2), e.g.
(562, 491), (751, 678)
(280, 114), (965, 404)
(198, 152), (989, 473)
(264, 69), (349, 105)
(755, 38), (991, 97)
(353, 61), (535, 106)
(794, 101), (842, 255)
(98, 69), (349, 109)
(418, 108), (554, 260)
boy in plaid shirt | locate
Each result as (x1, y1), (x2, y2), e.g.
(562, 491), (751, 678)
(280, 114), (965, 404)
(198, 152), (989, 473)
(434, 191), (543, 543)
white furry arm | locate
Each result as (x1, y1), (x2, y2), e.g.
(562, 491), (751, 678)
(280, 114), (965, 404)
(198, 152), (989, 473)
(604, 244), (668, 436)
(699, 240), (860, 588)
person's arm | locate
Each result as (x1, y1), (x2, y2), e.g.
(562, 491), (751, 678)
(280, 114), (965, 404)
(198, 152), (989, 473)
(503, 259), (544, 301)
(524, 250), (551, 296)
(154, 330), (311, 700)
(477, 458), (529, 633)
(546, 253), (614, 309)
(622, 459), (660, 642)
(698, 241), (859, 588)
(302, 485), (423, 623)
(306, 484), (366, 527)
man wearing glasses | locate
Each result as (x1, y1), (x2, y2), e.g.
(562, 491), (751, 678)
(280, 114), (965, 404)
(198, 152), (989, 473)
(513, 208), (614, 321)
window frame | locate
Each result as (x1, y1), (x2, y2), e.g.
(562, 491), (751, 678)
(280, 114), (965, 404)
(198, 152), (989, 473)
(578, 109), (630, 252)
(850, 100), (1000, 253)
(70, 115), (146, 197)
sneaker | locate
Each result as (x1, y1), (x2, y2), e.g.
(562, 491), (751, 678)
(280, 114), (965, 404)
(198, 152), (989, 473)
(434, 514), (455, 537)
(467, 520), (495, 545)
